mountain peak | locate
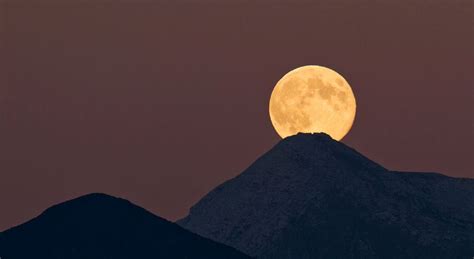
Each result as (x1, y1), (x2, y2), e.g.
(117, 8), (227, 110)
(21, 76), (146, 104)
(287, 132), (333, 140)
(45, 192), (123, 208)
(38, 193), (135, 221)
(280, 132), (335, 148)
(179, 135), (474, 258)
(72, 192), (116, 200)
(1, 193), (251, 259)
(273, 132), (387, 174)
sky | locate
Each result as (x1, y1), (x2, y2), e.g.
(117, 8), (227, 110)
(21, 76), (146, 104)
(0, 0), (472, 231)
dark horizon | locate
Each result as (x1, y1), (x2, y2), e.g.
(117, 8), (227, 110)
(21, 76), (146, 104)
(1, 0), (473, 231)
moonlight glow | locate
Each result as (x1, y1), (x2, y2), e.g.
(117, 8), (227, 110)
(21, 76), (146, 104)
(269, 65), (356, 141)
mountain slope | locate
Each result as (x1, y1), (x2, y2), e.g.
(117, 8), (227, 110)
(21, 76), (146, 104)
(178, 133), (474, 259)
(0, 193), (251, 259)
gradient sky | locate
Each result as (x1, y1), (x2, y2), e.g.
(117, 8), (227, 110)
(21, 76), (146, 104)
(1, 0), (472, 231)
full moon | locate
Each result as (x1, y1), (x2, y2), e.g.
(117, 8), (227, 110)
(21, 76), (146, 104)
(269, 65), (356, 141)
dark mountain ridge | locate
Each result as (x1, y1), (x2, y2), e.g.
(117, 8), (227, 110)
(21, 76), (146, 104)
(0, 193), (251, 259)
(178, 133), (474, 259)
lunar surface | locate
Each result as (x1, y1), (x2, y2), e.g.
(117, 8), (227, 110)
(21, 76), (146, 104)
(269, 65), (356, 140)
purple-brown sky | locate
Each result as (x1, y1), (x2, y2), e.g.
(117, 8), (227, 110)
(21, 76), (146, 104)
(1, 0), (472, 231)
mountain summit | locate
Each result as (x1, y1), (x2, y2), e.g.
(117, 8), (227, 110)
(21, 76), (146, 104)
(0, 193), (251, 259)
(178, 133), (474, 258)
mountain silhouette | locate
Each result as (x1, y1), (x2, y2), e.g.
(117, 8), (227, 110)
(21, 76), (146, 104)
(0, 193), (251, 259)
(178, 133), (474, 259)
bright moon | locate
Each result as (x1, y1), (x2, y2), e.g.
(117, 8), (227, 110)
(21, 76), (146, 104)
(269, 65), (356, 141)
